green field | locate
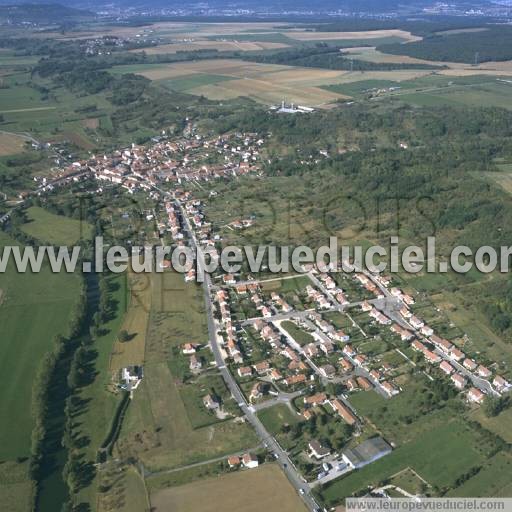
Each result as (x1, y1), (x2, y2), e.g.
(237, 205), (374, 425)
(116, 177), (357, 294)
(258, 403), (301, 435)
(322, 74), (512, 105)
(320, 420), (486, 504)
(21, 206), (93, 245)
(322, 79), (412, 97)
(447, 452), (512, 497)
(0, 70), (120, 149)
(393, 81), (512, 109)
(0, 230), (82, 459)
(159, 73), (236, 93)
(469, 406), (512, 444)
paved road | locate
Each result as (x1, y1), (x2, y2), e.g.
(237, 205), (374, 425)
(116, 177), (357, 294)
(170, 192), (319, 512)
(241, 309), (317, 326)
(251, 390), (303, 412)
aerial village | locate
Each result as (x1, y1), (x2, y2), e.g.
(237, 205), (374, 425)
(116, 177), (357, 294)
(25, 126), (512, 490)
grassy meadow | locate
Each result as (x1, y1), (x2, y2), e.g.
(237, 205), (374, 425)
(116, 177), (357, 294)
(21, 206), (93, 245)
(0, 226), (82, 512)
(0, 230), (82, 459)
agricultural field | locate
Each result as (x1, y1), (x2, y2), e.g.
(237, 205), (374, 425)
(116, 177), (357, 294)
(323, 72), (512, 109)
(469, 407), (512, 444)
(0, 67), (159, 151)
(0, 230), (82, 459)
(150, 464), (308, 512)
(159, 73), (236, 93)
(119, 58), (348, 107)
(0, 229), (82, 512)
(391, 81), (512, 110)
(21, 206), (93, 245)
(116, 271), (258, 471)
(138, 40), (289, 54)
(285, 29), (419, 43)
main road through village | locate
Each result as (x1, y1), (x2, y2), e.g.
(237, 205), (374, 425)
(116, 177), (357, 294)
(162, 188), (319, 512)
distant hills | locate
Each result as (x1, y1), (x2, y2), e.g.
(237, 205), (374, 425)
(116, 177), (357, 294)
(0, 0), (501, 15)
(0, 3), (93, 23)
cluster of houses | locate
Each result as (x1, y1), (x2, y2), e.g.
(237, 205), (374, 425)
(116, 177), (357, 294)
(305, 285), (332, 310)
(90, 132), (263, 192)
(355, 276), (511, 404)
(34, 131), (265, 202)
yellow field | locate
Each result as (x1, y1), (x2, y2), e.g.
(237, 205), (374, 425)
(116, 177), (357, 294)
(150, 464), (308, 512)
(137, 59), (291, 80)
(0, 131), (27, 156)
(194, 77), (344, 106)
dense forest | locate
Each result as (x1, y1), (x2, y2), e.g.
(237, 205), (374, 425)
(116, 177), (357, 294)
(379, 26), (512, 63)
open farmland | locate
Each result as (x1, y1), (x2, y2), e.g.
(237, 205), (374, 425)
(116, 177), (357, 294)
(121, 59), (350, 107)
(21, 206), (93, 245)
(0, 231), (81, 460)
(446, 452), (512, 497)
(40, 21), (295, 41)
(150, 464), (308, 512)
(390, 81), (512, 109)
